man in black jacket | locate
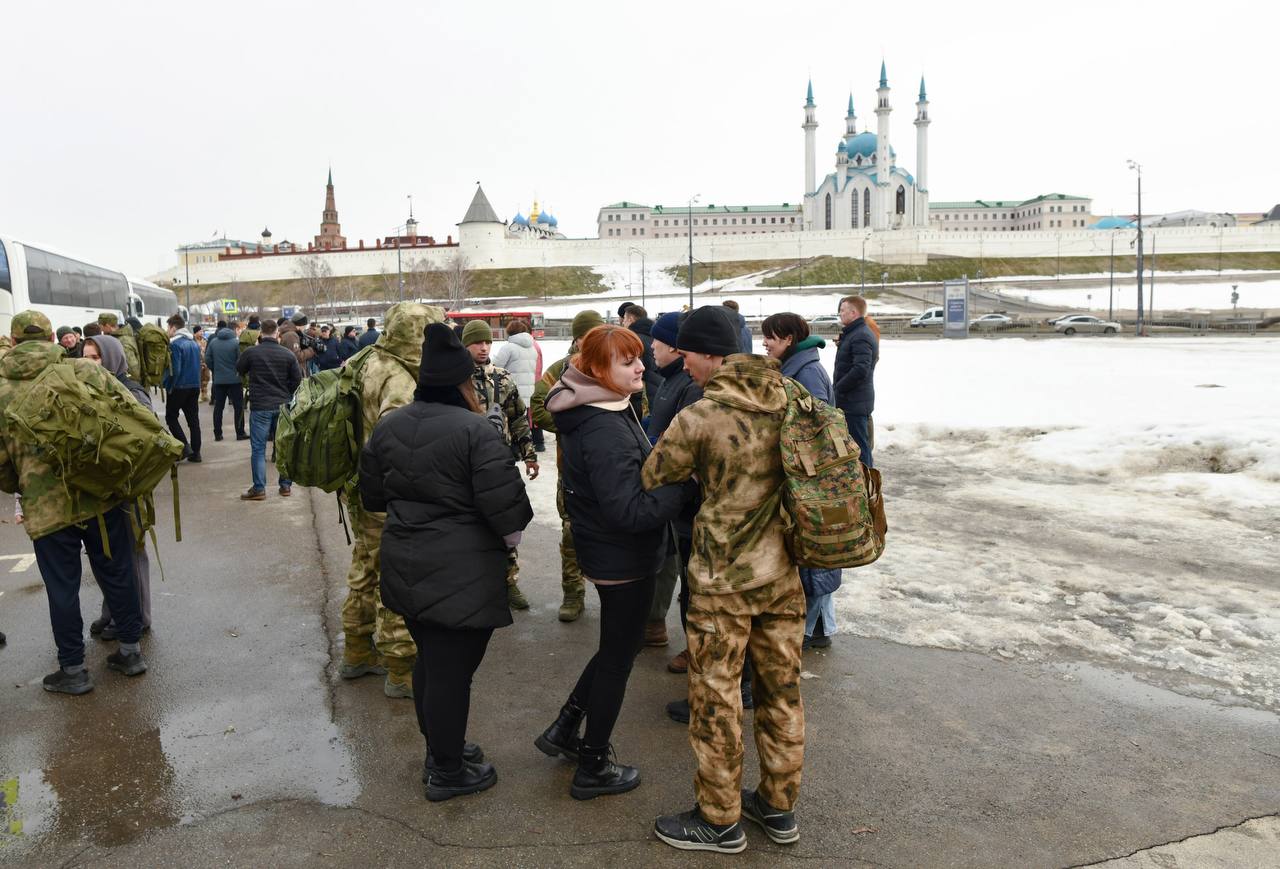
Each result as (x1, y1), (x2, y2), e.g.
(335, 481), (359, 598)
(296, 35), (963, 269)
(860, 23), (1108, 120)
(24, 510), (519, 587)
(235, 319), (303, 500)
(832, 295), (878, 467)
(357, 317), (379, 349)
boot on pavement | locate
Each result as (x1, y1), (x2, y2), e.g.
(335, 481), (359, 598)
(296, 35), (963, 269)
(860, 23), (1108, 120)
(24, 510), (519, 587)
(654, 805), (747, 853)
(534, 699), (585, 761)
(558, 590), (583, 621)
(508, 584), (530, 611)
(570, 744), (640, 800)
(426, 760), (497, 802)
(106, 650), (148, 677)
(423, 742), (485, 783)
(667, 648), (689, 673)
(384, 665), (414, 699)
(644, 620), (668, 647)
(740, 788), (799, 844)
(42, 668), (94, 695)
(340, 638), (387, 680)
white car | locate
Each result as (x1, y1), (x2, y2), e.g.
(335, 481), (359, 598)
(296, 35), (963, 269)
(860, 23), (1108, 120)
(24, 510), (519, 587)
(910, 307), (945, 328)
(809, 314), (841, 326)
(1054, 315), (1121, 335)
(970, 313), (1013, 329)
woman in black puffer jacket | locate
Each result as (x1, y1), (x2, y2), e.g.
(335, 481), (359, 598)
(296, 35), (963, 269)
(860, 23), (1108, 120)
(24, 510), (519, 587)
(536, 325), (694, 800)
(360, 323), (533, 802)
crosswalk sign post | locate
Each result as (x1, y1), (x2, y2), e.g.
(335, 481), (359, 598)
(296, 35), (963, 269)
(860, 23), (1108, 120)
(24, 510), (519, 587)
(222, 299), (238, 315)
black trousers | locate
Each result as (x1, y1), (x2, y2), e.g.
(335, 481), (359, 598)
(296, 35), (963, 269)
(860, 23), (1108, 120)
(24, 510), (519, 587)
(165, 387), (202, 456)
(211, 382), (245, 438)
(32, 505), (143, 668)
(571, 574), (656, 748)
(406, 620), (494, 771)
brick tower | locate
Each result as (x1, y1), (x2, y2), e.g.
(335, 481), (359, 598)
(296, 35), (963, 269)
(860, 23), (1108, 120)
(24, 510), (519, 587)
(314, 167), (346, 250)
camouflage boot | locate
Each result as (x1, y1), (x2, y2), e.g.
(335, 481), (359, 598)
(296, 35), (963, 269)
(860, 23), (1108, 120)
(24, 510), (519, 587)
(339, 636), (387, 680)
(558, 588), (585, 622)
(384, 663), (414, 699)
(508, 584), (531, 611)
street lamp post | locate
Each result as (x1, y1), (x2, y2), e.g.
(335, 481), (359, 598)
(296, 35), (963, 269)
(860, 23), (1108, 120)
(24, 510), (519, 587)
(628, 247), (646, 308)
(1127, 160), (1145, 336)
(1108, 231), (1116, 322)
(860, 232), (870, 291)
(182, 244), (191, 313)
(687, 194), (700, 309)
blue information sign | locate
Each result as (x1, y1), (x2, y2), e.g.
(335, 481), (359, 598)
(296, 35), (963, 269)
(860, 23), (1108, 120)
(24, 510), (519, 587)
(943, 279), (969, 339)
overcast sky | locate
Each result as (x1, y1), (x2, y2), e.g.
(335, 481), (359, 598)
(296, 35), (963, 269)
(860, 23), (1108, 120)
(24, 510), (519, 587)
(2, 0), (1276, 277)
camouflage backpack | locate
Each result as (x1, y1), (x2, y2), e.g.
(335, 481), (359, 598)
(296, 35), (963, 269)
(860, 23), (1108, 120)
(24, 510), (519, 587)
(3, 360), (185, 551)
(136, 323), (172, 389)
(777, 378), (886, 569)
(275, 346), (417, 493)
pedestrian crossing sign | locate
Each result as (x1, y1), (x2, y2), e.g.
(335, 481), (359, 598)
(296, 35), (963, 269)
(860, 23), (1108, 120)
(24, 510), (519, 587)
(222, 300), (238, 314)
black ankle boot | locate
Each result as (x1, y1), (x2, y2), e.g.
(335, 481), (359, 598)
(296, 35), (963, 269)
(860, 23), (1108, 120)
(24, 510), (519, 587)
(425, 760), (497, 802)
(535, 699), (585, 761)
(570, 743), (640, 800)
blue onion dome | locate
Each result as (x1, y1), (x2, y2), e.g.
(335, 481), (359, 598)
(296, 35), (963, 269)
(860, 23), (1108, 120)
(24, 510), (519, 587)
(546, 214), (558, 227)
(837, 140), (848, 152)
(537, 211), (553, 225)
(845, 132), (897, 160)
(513, 212), (528, 226)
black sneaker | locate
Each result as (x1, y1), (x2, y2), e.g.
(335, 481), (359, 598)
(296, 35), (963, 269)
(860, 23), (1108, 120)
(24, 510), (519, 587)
(740, 788), (799, 844)
(106, 650), (148, 677)
(235, 434), (250, 441)
(666, 698), (690, 724)
(426, 760), (497, 802)
(0, 630), (6, 646)
(214, 434), (224, 442)
(654, 806), (747, 853)
(422, 742), (485, 783)
(187, 453), (202, 463)
(42, 668), (94, 695)
(742, 683), (755, 710)
(99, 622), (118, 641)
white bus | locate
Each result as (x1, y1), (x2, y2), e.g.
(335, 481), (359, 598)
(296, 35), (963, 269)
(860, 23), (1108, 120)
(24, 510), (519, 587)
(0, 235), (134, 336)
(126, 277), (182, 328)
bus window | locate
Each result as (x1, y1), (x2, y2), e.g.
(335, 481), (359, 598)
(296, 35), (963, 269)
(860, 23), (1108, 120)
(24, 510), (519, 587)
(0, 240), (10, 292)
(25, 248), (52, 304)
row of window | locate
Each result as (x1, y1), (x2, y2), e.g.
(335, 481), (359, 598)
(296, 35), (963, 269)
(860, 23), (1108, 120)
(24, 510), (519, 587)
(937, 203), (1089, 222)
(939, 224), (1086, 232)
(604, 214), (797, 227)
(604, 213), (647, 221)
(824, 187), (905, 230)
(24, 246), (129, 310)
(0, 241), (10, 292)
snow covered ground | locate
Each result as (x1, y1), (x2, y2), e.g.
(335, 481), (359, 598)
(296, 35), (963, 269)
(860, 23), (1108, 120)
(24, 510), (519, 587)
(519, 335), (1280, 711)
(987, 279), (1280, 313)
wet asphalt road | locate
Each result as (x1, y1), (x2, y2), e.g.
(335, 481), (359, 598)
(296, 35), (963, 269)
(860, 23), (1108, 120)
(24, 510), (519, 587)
(1, 430), (1277, 867)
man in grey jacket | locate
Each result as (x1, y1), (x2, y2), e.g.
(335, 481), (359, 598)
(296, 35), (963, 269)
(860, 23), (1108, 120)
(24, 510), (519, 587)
(205, 320), (247, 441)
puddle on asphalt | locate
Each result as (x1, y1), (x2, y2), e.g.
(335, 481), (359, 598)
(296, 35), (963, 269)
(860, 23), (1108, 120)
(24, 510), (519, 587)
(1048, 660), (1280, 725)
(0, 699), (357, 858)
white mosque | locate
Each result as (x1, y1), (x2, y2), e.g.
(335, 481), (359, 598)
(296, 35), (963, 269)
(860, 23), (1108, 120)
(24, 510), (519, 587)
(802, 62), (930, 232)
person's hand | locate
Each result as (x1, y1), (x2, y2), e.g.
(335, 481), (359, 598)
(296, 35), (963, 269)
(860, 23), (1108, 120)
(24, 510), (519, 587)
(525, 461), (540, 480)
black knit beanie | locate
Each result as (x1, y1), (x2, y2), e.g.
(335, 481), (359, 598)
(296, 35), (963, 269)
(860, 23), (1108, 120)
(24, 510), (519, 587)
(418, 322), (475, 388)
(677, 305), (740, 357)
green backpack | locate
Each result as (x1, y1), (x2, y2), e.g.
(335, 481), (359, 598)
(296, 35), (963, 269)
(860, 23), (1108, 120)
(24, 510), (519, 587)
(777, 378), (886, 569)
(136, 323), (172, 389)
(3, 360), (186, 551)
(274, 346), (376, 493)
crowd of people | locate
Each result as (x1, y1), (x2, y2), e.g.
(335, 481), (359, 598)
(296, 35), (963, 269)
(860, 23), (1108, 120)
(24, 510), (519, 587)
(0, 293), (880, 854)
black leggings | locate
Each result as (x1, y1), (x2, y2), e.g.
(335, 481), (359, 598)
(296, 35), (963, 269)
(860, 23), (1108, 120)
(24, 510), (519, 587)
(406, 620), (494, 771)
(571, 574), (656, 748)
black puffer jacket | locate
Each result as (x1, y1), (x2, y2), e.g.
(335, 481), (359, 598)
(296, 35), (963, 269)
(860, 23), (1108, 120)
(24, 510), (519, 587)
(833, 317), (878, 416)
(646, 356), (702, 443)
(360, 400), (533, 629)
(548, 365), (691, 581)
(629, 317), (663, 410)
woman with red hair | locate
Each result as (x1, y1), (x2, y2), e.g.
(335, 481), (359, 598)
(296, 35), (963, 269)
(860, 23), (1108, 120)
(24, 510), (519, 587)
(536, 324), (694, 799)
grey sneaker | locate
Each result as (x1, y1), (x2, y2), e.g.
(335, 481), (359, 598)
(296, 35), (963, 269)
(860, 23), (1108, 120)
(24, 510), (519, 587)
(43, 668), (94, 695)
(740, 788), (799, 844)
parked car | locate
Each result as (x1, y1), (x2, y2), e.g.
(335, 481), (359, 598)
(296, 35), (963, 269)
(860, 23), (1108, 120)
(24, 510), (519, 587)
(970, 313), (1013, 329)
(910, 307), (945, 328)
(809, 314), (841, 326)
(1054, 315), (1121, 335)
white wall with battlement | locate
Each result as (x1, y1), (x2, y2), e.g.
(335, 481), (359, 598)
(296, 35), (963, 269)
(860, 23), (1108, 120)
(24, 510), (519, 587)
(154, 223), (1280, 288)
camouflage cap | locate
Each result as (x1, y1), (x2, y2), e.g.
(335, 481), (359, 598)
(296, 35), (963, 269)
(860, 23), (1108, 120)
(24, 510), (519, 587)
(12, 310), (54, 342)
(98, 312), (120, 326)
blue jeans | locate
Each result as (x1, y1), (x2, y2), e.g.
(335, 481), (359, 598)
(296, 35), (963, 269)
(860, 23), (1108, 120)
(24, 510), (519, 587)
(250, 409), (290, 491)
(845, 413), (873, 468)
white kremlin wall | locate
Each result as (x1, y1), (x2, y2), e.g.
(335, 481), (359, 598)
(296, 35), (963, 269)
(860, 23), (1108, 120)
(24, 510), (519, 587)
(154, 223), (1280, 287)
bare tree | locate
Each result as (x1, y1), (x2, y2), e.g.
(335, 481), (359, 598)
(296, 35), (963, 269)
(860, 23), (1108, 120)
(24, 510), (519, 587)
(442, 254), (472, 310)
(294, 255), (336, 318)
(404, 256), (442, 301)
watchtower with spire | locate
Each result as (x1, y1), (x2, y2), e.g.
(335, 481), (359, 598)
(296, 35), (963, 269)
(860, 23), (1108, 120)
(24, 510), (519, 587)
(314, 167), (346, 250)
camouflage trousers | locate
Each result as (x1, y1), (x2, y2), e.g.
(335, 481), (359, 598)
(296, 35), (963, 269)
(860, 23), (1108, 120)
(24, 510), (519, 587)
(685, 577), (806, 825)
(341, 498), (415, 679)
(507, 548), (520, 587)
(556, 480), (584, 600)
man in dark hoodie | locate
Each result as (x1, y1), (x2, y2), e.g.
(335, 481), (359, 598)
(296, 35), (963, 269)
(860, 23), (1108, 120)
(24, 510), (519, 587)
(206, 320), (247, 441)
(623, 305), (662, 411)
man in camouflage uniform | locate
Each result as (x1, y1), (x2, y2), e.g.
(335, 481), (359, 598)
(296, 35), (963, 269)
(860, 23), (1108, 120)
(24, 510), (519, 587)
(462, 320), (539, 610)
(340, 301), (446, 699)
(98, 312), (141, 382)
(238, 316), (260, 404)
(530, 309), (603, 621)
(643, 305), (805, 853)
(0, 311), (150, 695)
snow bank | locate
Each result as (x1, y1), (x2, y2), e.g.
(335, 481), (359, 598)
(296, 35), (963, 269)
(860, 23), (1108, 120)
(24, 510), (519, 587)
(987, 279), (1280, 313)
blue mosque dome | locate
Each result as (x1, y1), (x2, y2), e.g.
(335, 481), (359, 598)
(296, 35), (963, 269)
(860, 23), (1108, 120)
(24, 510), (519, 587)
(845, 132), (896, 162)
(836, 140), (847, 152)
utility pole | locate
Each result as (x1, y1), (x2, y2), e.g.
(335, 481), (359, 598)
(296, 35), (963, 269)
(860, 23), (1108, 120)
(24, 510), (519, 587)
(1108, 231), (1115, 322)
(1128, 160), (1145, 336)
(1150, 234), (1156, 323)
(629, 247), (646, 308)
(687, 194), (699, 309)
(183, 244), (191, 313)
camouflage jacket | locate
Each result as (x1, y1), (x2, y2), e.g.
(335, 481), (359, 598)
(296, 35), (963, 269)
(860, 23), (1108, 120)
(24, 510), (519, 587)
(0, 341), (139, 539)
(642, 354), (798, 596)
(117, 324), (142, 382)
(357, 302), (445, 446)
(473, 363), (536, 464)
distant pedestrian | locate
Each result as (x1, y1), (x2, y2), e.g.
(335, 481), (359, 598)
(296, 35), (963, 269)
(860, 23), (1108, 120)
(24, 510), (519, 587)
(357, 317), (379, 348)
(193, 324), (211, 404)
(337, 325), (359, 362)
(833, 295), (878, 467)
(313, 324), (342, 371)
(538, 324), (692, 800)
(360, 322), (533, 801)
(164, 314), (203, 463)
(623, 306), (662, 411)
(763, 312), (842, 650)
(205, 321), (247, 441)
(57, 326), (82, 358)
(235, 319), (302, 500)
